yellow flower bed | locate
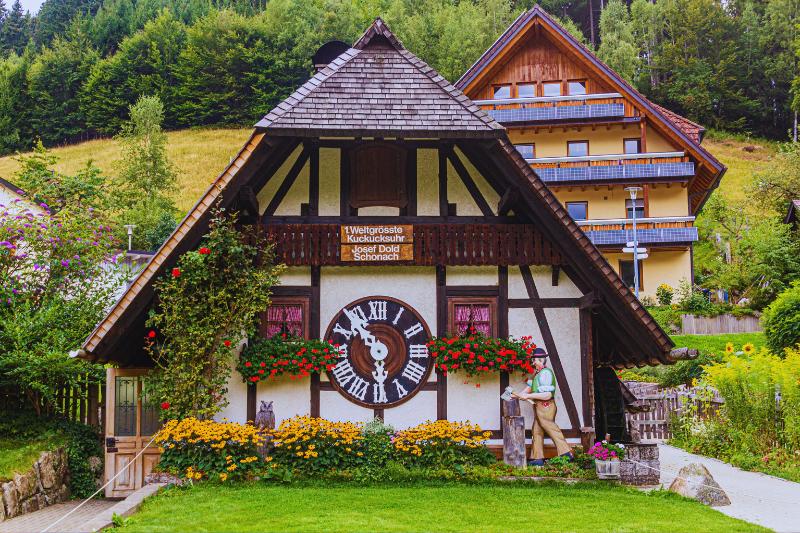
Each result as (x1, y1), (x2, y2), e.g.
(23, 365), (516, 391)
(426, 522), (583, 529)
(393, 420), (493, 468)
(156, 418), (266, 482)
(269, 416), (365, 472)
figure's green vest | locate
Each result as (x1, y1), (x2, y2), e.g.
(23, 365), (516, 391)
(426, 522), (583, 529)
(527, 368), (557, 397)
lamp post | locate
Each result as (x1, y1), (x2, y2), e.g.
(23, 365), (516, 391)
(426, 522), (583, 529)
(124, 224), (136, 252)
(625, 186), (643, 299)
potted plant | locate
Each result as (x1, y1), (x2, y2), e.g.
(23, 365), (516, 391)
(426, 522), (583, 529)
(238, 334), (339, 383)
(427, 331), (537, 376)
(587, 440), (625, 479)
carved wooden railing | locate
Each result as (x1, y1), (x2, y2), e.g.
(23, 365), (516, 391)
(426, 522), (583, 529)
(528, 152), (695, 183)
(576, 216), (695, 232)
(474, 93), (628, 123)
(258, 224), (563, 266)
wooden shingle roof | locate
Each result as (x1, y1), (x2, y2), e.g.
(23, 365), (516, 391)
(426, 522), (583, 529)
(255, 18), (504, 139)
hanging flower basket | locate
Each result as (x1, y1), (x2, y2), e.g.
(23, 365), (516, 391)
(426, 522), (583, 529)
(427, 331), (537, 376)
(238, 334), (339, 382)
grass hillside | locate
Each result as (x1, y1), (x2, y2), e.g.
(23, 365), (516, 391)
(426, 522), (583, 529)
(0, 128), (778, 213)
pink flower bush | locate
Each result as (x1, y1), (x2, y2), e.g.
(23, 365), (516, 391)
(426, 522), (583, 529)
(587, 440), (625, 461)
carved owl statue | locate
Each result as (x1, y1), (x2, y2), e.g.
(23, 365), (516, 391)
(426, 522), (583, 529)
(255, 400), (275, 431)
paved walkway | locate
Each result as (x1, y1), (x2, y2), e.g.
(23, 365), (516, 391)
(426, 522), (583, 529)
(0, 500), (117, 533)
(658, 443), (800, 532)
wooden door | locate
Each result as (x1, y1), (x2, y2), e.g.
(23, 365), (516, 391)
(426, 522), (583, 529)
(104, 368), (162, 498)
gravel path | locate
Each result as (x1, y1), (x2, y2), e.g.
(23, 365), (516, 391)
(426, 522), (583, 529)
(658, 444), (800, 532)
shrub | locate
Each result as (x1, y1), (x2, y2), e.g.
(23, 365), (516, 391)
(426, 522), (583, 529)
(656, 284), (674, 306)
(155, 418), (266, 482)
(238, 335), (339, 383)
(762, 281), (800, 355)
(392, 420), (494, 468)
(427, 331), (537, 376)
(646, 305), (682, 333)
(269, 416), (365, 474)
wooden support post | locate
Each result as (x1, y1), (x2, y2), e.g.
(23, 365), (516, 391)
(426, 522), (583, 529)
(87, 382), (99, 427)
(502, 398), (526, 467)
(247, 384), (257, 423)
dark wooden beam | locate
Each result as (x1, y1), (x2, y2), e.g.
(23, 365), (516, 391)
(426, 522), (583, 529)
(264, 215), (517, 224)
(499, 266), (509, 422)
(497, 187), (517, 216)
(263, 146), (310, 218)
(519, 265), (581, 430)
(551, 265), (560, 287)
(308, 141), (319, 216)
(247, 384), (256, 423)
(508, 297), (583, 308)
(310, 265), (321, 417)
(436, 265), (447, 420)
(446, 148), (494, 217)
(438, 146), (448, 217)
(404, 148), (417, 216)
(445, 286), (500, 297)
(236, 186), (259, 224)
(579, 307), (594, 428)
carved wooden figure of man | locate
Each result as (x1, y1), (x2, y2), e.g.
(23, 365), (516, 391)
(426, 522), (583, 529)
(517, 348), (573, 466)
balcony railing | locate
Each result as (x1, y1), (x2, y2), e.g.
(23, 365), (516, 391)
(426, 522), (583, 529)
(527, 151), (695, 184)
(474, 93), (626, 123)
(575, 216), (698, 246)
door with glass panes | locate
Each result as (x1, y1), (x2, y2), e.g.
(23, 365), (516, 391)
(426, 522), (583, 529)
(104, 368), (161, 497)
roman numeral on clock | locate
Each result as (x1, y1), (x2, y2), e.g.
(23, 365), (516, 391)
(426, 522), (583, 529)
(373, 382), (388, 403)
(367, 300), (388, 321)
(391, 307), (404, 325)
(401, 360), (426, 384)
(332, 322), (352, 340)
(332, 359), (357, 387)
(347, 377), (369, 401)
(392, 378), (408, 399)
(409, 344), (428, 359)
(404, 322), (424, 339)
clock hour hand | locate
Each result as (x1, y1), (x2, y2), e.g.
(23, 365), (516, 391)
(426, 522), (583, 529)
(344, 307), (388, 361)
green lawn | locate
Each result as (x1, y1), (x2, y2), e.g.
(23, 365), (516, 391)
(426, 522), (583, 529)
(670, 332), (766, 356)
(117, 482), (763, 532)
(0, 433), (64, 482)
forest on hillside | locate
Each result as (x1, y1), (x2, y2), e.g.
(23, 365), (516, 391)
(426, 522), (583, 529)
(0, 0), (798, 155)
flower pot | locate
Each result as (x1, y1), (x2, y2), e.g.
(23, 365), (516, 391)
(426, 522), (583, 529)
(595, 459), (621, 480)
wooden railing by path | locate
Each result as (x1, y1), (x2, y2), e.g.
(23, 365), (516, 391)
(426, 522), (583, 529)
(623, 382), (723, 441)
(0, 373), (106, 433)
(260, 223), (563, 267)
(680, 313), (762, 335)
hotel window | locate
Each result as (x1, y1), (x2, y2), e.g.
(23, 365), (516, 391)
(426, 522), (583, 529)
(542, 82), (562, 97)
(567, 140), (589, 157)
(619, 260), (644, 290)
(625, 198), (645, 219)
(493, 85), (511, 99)
(566, 201), (588, 221)
(517, 83), (536, 98)
(624, 138), (642, 154)
(448, 298), (497, 337)
(515, 144), (535, 159)
(261, 298), (309, 338)
(568, 80), (587, 95)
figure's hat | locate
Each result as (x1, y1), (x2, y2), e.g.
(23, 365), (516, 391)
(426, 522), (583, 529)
(531, 347), (548, 359)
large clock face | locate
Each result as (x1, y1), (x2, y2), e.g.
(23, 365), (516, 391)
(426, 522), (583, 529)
(325, 297), (433, 408)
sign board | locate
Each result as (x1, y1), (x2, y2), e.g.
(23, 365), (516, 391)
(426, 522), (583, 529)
(340, 225), (414, 262)
(622, 247), (648, 254)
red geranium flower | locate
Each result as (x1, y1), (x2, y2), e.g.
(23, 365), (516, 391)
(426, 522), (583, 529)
(198, 247), (210, 255)
(147, 330), (156, 339)
(171, 268), (181, 278)
(223, 340), (231, 347)
(244, 361), (252, 367)
(250, 376), (259, 382)
(258, 369), (264, 375)
(259, 362), (266, 367)
(160, 401), (170, 409)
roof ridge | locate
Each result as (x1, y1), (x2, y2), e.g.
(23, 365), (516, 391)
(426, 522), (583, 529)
(353, 17), (405, 50)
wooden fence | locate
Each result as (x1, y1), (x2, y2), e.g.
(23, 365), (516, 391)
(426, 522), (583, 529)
(680, 313), (761, 335)
(623, 381), (723, 441)
(0, 374), (105, 434)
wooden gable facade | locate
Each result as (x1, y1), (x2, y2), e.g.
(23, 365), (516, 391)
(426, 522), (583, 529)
(82, 18), (679, 497)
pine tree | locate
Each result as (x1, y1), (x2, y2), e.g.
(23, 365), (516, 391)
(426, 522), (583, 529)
(0, 0), (28, 56)
(596, 0), (639, 84)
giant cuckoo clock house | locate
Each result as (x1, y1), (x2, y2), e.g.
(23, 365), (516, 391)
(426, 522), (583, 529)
(79, 18), (680, 497)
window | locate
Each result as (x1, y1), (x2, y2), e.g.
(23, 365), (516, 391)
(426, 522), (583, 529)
(567, 141), (589, 157)
(542, 82), (562, 97)
(624, 138), (642, 154)
(114, 375), (158, 437)
(515, 144), (535, 159)
(448, 298), (497, 337)
(493, 85), (511, 99)
(261, 298), (309, 338)
(349, 143), (408, 209)
(568, 80), (587, 95)
(566, 201), (588, 221)
(517, 83), (535, 98)
(625, 198), (645, 219)
(619, 260), (644, 290)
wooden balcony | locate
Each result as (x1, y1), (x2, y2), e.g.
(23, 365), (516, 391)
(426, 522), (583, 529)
(575, 216), (698, 246)
(473, 93), (627, 124)
(529, 152), (695, 184)
(259, 223), (563, 267)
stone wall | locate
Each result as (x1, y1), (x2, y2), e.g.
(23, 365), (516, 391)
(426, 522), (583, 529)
(620, 443), (660, 486)
(1, 448), (70, 522)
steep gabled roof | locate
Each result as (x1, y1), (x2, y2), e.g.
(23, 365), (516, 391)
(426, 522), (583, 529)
(80, 18), (673, 368)
(455, 5), (725, 213)
(255, 18), (504, 139)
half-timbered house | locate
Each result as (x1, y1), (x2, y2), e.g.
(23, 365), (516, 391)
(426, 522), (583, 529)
(79, 19), (679, 497)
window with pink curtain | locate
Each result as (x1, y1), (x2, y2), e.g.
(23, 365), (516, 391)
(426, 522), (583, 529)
(454, 303), (491, 336)
(264, 304), (304, 337)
